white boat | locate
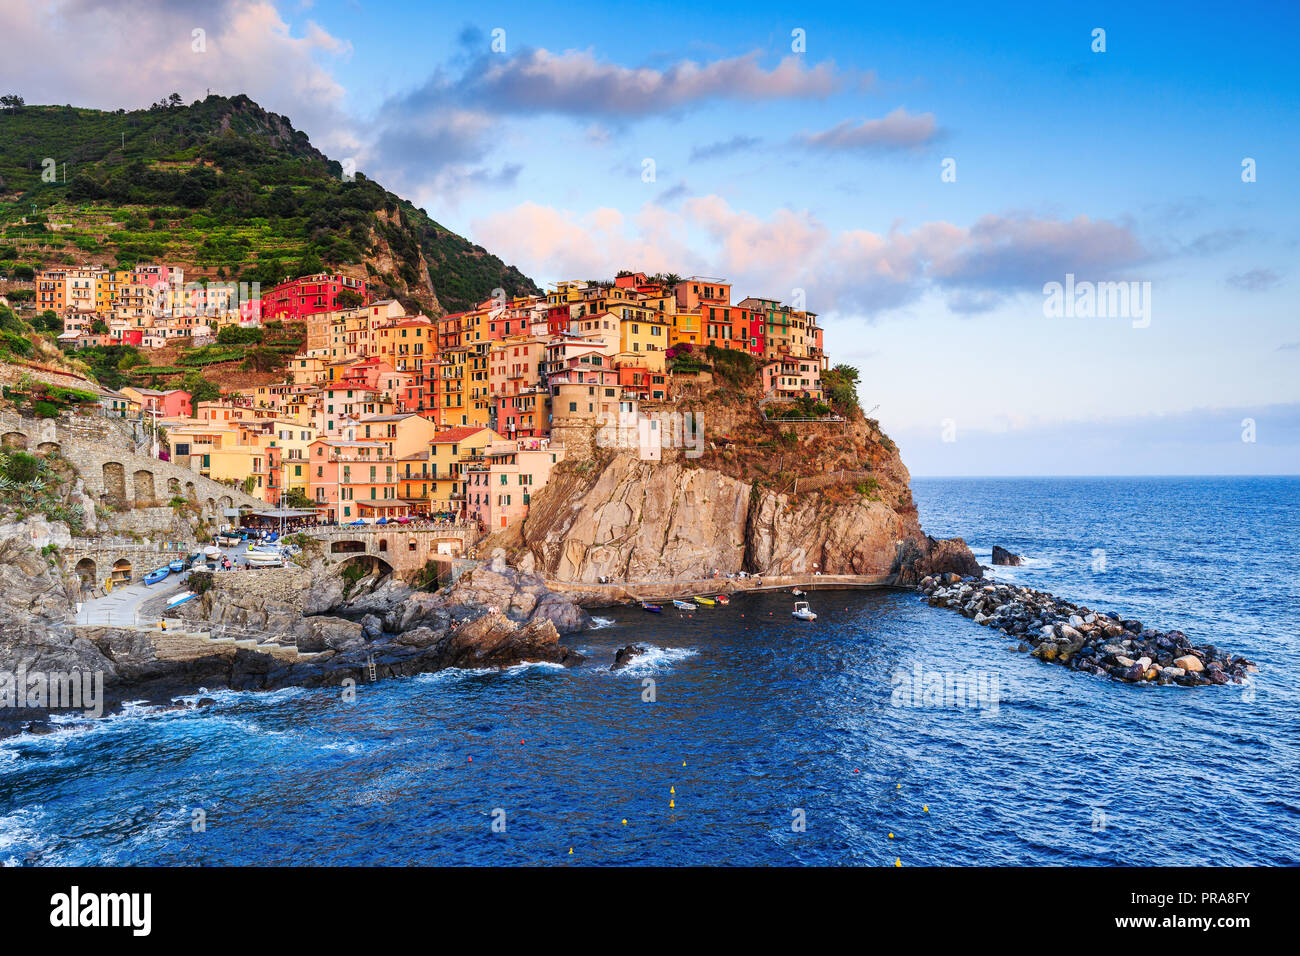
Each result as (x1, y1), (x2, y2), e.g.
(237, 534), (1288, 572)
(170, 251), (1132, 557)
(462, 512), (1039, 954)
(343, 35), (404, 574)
(203, 546), (222, 559)
(245, 549), (285, 567)
(166, 590), (196, 610)
(792, 601), (817, 621)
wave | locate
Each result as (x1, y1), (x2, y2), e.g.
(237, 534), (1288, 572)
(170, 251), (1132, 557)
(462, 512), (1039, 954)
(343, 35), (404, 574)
(608, 644), (699, 677)
(588, 616), (617, 629)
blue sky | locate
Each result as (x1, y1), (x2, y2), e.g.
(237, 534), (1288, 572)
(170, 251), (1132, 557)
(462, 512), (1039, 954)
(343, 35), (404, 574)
(10, 0), (1299, 473)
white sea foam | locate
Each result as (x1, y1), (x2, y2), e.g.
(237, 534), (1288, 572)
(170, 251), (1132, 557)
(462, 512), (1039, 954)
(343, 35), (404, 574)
(609, 644), (699, 676)
(588, 616), (617, 629)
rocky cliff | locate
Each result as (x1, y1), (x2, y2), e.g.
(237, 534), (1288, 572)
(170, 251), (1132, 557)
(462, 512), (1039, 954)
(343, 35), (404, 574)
(498, 386), (976, 584)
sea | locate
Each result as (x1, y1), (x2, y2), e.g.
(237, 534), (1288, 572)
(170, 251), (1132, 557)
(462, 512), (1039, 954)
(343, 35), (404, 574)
(2, 476), (1297, 866)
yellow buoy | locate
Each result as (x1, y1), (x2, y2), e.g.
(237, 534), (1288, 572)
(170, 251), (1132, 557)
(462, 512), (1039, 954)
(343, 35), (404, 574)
(669, 799), (675, 808)
(923, 805), (929, 812)
(888, 833), (894, 839)
(670, 786), (675, 794)
(897, 784), (901, 790)
(895, 857), (901, 867)
(622, 819), (627, 825)
(568, 848), (573, 855)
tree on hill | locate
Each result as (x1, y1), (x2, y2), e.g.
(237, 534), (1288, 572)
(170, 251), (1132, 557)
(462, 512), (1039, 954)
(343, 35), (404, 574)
(0, 94), (24, 112)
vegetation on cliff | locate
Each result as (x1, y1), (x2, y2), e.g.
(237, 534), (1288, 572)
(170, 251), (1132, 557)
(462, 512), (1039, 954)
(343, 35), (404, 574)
(0, 94), (539, 314)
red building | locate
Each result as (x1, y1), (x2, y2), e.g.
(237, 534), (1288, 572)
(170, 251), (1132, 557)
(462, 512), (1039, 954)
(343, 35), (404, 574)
(259, 273), (368, 321)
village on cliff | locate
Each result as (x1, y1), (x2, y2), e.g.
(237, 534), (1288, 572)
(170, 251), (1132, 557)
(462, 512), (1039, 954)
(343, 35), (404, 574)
(22, 267), (829, 533)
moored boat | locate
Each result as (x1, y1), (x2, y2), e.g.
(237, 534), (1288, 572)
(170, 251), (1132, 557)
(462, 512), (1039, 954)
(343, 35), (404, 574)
(168, 559), (186, 572)
(693, 595), (715, 606)
(792, 588), (805, 596)
(715, 594), (730, 605)
(792, 601), (817, 621)
(166, 590), (196, 610)
(640, 602), (662, 613)
(672, 599), (695, 610)
(245, 549), (285, 567)
(143, 567), (170, 586)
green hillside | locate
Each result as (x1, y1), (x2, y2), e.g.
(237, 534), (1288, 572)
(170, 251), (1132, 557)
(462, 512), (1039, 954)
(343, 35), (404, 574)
(0, 94), (539, 314)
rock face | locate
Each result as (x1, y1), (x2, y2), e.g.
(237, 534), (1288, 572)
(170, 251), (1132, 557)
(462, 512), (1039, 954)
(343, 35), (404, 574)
(511, 451), (939, 582)
(436, 556), (591, 632)
(918, 575), (1255, 686)
(891, 536), (983, 585)
(992, 545), (1022, 566)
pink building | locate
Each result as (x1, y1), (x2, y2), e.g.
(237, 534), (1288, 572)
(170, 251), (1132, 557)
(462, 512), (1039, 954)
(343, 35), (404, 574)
(465, 439), (564, 531)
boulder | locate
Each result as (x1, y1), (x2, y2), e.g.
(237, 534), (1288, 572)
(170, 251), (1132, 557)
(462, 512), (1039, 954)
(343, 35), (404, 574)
(991, 545), (1022, 566)
(611, 643), (649, 671)
(1172, 654), (1204, 673)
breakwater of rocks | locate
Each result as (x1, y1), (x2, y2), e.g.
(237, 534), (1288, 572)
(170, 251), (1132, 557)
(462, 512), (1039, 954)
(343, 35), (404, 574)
(919, 574), (1257, 686)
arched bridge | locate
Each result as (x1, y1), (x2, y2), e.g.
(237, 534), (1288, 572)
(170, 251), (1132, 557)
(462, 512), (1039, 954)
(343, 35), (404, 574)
(303, 524), (481, 579)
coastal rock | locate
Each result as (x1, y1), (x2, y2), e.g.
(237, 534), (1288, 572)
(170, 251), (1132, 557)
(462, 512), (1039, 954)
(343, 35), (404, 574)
(991, 545), (1022, 566)
(439, 560), (591, 634)
(612, 643), (649, 671)
(916, 574), (1250, 688)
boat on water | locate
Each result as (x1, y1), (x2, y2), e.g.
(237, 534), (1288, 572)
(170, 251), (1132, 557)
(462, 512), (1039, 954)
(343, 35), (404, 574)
(640, 602), (662, 613)
(715, 594), (730, 605)
(168, 559), (186, 572)
(143, 567), (170, 586)
(672, 599), (695, 611)
(792, 588), (805, 596)
(693, 595), (715, 606)
(792, 601), (817, 621)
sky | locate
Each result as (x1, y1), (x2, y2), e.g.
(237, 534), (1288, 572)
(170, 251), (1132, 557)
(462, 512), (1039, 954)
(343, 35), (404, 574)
(4, 0), (1298, 474)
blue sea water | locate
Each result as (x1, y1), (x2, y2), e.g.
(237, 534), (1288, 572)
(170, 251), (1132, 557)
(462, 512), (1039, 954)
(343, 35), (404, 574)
(2, 477), (1297, 866)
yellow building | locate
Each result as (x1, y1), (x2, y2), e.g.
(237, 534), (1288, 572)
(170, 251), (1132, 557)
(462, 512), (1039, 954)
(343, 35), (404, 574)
(428, 425), (500, 515)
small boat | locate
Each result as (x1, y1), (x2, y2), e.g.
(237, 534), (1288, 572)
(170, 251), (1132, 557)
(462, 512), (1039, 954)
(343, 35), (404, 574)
(217, 533), (242, 547)
(693, 595), (715, 606)
(792, 601), (817, 621)
(168, 559), (186, 572)
(203, 546), (222, 560)
(245, 550), (285, 567)
(166, 590), (196, 610)
(640, 602), (662, 613)
(672, 599), (695, 611)
(715, 594), (730, 605)
(792, 588), (805, 596)
(143, 567), (170, 586)
(265, 531), (279, 542)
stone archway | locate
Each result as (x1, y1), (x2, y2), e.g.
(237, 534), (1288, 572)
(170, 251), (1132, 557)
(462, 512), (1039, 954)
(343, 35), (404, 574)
(74, 557), (97, 591)
(205, 498), (216, 520)
(217, 495), (232, 514)
(167, 477), (181, 497)
(1, 432), (27, 450)
(37, 441), (60, 455)
(185, 481), (196, 501)
(330, 539), (366, 554)
(110, 558), (133, 586)
(378, 538), (388, 552)
(132, 469), (156, 506)
(102, 462), (127, 505)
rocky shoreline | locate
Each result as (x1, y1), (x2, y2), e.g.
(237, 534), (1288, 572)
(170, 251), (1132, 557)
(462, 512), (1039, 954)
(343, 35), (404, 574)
(0, 546), (591, 738)
(919, 573), (1257, 686)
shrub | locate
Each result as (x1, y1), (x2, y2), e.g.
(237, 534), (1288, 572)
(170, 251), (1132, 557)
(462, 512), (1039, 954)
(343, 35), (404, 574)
(33, 400), (59, 418)
(188, 570), (214, 594)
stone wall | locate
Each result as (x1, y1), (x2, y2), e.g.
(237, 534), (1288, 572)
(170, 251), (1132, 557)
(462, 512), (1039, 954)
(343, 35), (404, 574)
(0, 408), (262, 518)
